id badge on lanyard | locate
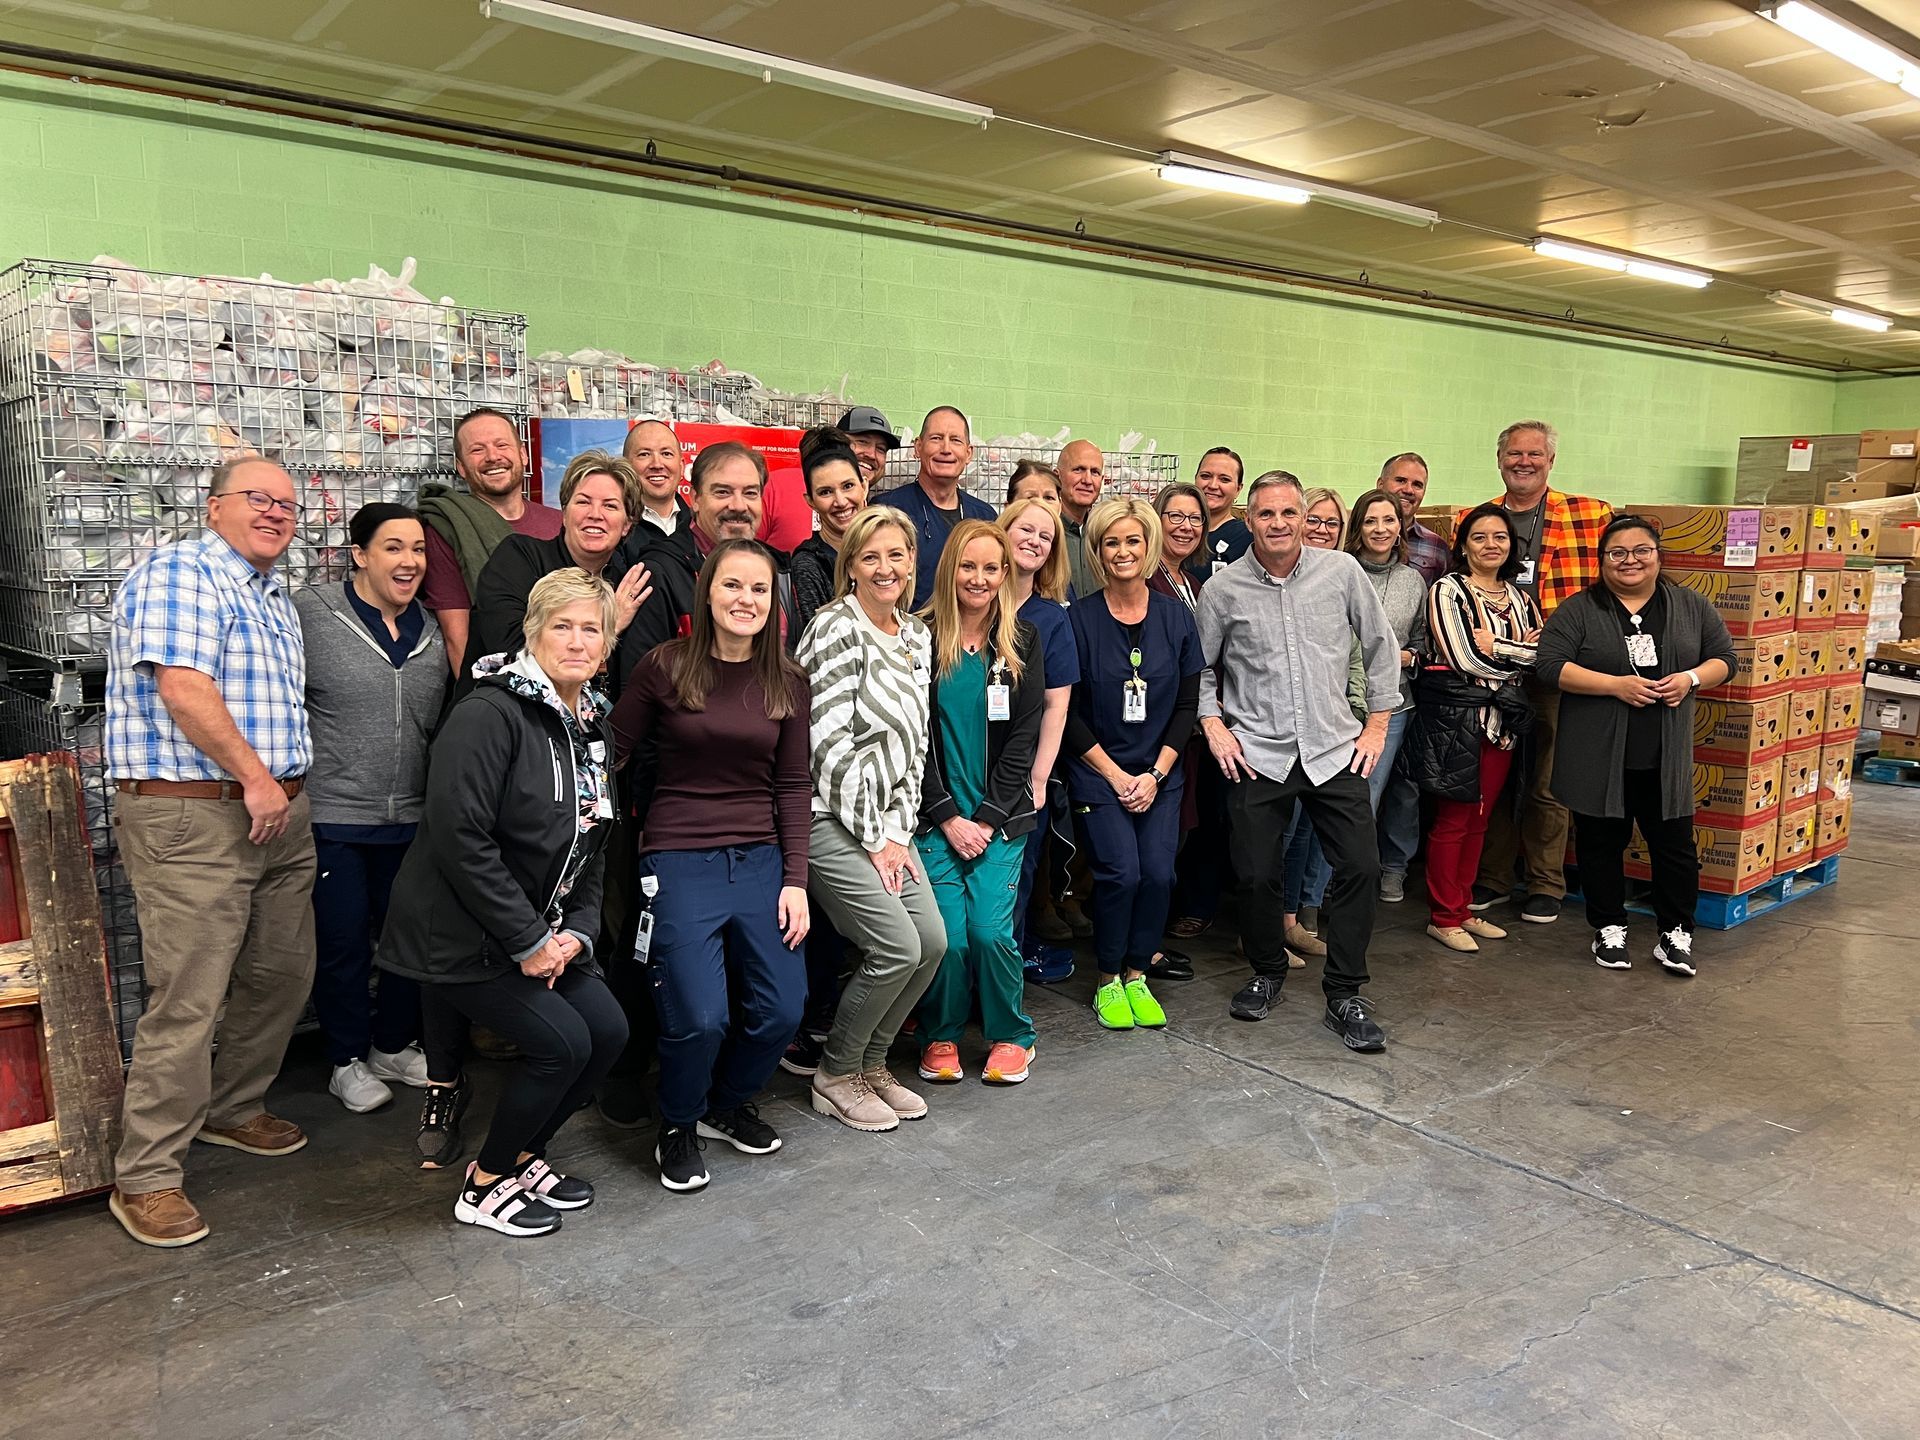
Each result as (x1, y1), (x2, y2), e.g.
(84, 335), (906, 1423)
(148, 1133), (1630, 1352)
(987, 659), (1011, 721)
(1123, 645), (1148, 724)
(631, 873), (660, 966)
(1515, 557), (1537, 588)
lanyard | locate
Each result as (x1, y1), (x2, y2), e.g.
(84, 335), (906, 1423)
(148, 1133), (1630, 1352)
(1159, 564), (1196, 611)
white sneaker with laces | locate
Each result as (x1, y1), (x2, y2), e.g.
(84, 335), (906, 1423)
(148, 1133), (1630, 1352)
(330, 1059), (395, 1113)
(1655, 928), (1696, 977)
(367, 1044), (431, 1088)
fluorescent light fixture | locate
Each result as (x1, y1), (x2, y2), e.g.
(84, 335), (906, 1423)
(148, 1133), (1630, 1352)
(1769, 289), (1897, 332)
(1759, 2), (1920, 97)
(1530, 236), (1714, 289)
(1157, 151), (1438, 227)
(478, 0), (993, 126)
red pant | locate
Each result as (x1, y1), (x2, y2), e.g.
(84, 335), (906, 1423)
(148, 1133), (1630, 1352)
(1426, 741), (1516, 927)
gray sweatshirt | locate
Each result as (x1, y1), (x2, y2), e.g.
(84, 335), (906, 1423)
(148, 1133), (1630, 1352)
(294, 582), (448, 827)
(1358, 557), (1430, 715)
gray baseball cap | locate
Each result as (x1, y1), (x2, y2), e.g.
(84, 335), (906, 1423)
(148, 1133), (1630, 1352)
(837, 406), (898, 449)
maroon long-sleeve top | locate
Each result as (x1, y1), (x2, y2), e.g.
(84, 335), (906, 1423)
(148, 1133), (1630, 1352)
(609, 649), (812, 889)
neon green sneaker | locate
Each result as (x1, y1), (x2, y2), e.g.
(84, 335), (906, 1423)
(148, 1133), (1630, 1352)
(1093, 979), (1135, 1030)
(1125, 977), (1168, 1028)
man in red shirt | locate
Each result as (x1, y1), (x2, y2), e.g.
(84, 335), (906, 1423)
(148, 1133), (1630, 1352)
(417, 408), (560, 677)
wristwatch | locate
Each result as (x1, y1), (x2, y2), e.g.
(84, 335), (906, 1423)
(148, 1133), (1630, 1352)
(1148, 765), (1167, 784)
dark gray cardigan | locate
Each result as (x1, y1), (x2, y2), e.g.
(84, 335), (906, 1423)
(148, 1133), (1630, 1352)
(1534, 580), (1737, 821)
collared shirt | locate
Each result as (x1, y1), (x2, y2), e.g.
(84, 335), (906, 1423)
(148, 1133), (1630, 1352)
(1468, 488), (1613, 618)
(106, 529), (311, 781)
(1197, 546), (1402, 786)
(883, 479), (997, 608)
(1406, 521), (1450, 587)
(1061, 511), (1097, 600)
(342, 579), (425, 669)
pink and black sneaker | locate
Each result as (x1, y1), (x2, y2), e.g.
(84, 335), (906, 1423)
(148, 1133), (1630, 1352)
(453, 1163), (562, 1237)
(514, 1156), (594, 1210)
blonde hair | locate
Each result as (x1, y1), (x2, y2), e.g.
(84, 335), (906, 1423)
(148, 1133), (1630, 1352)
(1301, 486), (1347, 546)
(559, 450), (644, 521)
(522, 567), (619, 664)
(996, 496), (1070, 603)
(922, 519), (1025, 683)
(833, 505), (919, 601)
(1083, 497), (1163, 590)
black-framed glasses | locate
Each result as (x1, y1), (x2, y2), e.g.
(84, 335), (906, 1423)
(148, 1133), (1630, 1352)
(1163, 512), (1204, 528)
(1603, 545), (1658, 563)
(1302, 516), (1342, 532)
(218, 488), (300, 518)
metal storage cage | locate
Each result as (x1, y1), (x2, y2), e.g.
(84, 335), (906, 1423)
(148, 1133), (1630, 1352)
(0, 257), (529, 668)
(0, 667), (143, 1058)
(873, 443), (1182, 511)
(532, 353), (844, 428)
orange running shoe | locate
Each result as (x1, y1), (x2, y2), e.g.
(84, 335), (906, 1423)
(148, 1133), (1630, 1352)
(982, 1042), (1034, 1086)
(918, 1041), (964, 1083)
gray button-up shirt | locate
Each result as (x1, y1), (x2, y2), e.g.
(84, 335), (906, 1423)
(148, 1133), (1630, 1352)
(1197, 546), (1402, 785)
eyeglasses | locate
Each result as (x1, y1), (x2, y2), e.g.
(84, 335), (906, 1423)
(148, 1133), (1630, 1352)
(1162, 512), (1204, 529)
(1603, 545), (1658, 563)
(1302, 516), (1342, 533)
(217, 489), (300, 518)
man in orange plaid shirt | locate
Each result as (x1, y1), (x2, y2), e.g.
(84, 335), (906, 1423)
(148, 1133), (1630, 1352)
(1466, 420), (1611, 925)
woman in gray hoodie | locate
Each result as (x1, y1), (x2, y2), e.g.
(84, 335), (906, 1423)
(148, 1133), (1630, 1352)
(294, 504), (447, 1118)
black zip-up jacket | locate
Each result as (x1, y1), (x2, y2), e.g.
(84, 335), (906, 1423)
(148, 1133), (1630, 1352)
(1408, 666), (1535, 803)
(918, 620), (1046, 841)
(375, 675), (612, 984)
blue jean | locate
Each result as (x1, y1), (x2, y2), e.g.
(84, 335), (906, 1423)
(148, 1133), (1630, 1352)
(1077, 794), (1182, 976)
(647, 845), (806, 1126)
(1283, 808), (1330, 913)
(311, 836), (418, 1066)
(1368, 710), (1420, 874)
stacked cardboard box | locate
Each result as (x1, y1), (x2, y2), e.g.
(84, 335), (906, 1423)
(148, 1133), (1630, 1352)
(1638, 502), (1861, 892)
(1867, 640), (1920, 763)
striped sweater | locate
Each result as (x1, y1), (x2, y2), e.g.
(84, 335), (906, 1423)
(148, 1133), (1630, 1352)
(796, 594), (934, 852)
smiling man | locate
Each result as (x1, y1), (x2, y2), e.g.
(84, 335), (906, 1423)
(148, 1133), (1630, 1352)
(105, 454), (319, 1248)
(620, 419), (694, 564)
(885, 405), (997, 608)
(1468, 420), (1612, 925)
(1379, 451), (1448, 586)
(1054, 439), (1107, 597)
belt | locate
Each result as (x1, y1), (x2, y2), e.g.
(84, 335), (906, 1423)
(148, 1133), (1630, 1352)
(116, 777), (305, 800)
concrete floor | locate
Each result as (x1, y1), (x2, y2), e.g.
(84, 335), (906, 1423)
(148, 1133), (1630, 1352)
(6, 786), (1920, 1439)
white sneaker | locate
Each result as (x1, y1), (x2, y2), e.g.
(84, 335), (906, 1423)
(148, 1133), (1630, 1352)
(330, 1059), (394, 1113)
(367, 1044), (431, 1088)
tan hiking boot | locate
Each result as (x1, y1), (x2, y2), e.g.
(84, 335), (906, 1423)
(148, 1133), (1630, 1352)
(862, 1067), (928, 1120)
(811, 1071), (900, 1132)
(110, 1187), (210, 1247)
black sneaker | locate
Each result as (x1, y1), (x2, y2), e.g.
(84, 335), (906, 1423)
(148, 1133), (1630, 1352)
(1655, 927), (1696, 977)
(1229, 974), (1281, 1021)
(1592, 924), (1631, 969)
(1469, 885), (1507, 912)
(596, 1074), (649, 1130)
(1323, 996), (1386, 1052)
(1145, 949), (1196, 983)
(698, 1101), (782, 1155)
(655, 1123), (710, 1193)
(515, 1155), (594, 1210)
(453, 1164), (561, 1237)
(778, 1032), (826, 1077)
(416, 1077), (471, 1171)
(1520, 894), (1561, 924)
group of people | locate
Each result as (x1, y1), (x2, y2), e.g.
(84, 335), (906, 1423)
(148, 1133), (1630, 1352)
(97, 403), (1731, 1249)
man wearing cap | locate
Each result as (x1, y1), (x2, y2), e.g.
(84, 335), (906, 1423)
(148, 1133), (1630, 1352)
(837, 405), (898, 488)
(886, 405), (998, 609)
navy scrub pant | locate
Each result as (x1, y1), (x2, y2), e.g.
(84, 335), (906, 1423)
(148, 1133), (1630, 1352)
(310, 836), (418, 1067)
(648, 844), (806, 1127)
(1077, 790), (1182, 976)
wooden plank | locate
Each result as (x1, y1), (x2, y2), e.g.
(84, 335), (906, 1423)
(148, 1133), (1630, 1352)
(0, 1118), (59, 1163)
(0, 1158), (65, 1210)
(0, 935), (41, 1004)
(0, 758), (122, 1196)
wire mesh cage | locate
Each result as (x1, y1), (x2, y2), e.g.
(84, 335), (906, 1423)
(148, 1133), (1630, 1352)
(0, 257), (530, 667)
(0, 667), (143, 1058)
(873, 443), (1182, 511)
(532, 352), (845, 428)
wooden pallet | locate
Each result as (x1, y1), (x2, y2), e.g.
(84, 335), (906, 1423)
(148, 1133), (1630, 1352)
(1861, 757), (1920, 787)
(0, 755), (123, 1215)
(1690, 855), (1842, 930)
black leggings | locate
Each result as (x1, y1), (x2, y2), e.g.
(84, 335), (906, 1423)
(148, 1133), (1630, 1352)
(423, 966), (628, 1175)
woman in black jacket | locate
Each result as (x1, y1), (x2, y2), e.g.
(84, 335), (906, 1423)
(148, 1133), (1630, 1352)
(1536, 515), (1736, 975)
(789, 432), (869, 637)
(1414, 504), (1541, 954)
(913, 519), (1047, 1088)
(377, 568), (629, 1238)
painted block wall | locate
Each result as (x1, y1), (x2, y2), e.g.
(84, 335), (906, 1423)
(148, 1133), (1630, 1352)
(1833, 375), (1920, 432)
(0, 71), (1844, 505)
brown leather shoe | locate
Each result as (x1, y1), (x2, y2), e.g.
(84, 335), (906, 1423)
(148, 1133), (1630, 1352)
(110, 1187), (210, 1247)
(196, 1113), (308, 1157)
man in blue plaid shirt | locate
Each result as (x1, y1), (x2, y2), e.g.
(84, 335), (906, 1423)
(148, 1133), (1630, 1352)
(105, 454), (318, 1249)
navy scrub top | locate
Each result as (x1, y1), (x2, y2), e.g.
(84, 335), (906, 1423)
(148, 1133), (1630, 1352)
(1019, 591), (1080, 690)
(1066, 590), (1202, 806)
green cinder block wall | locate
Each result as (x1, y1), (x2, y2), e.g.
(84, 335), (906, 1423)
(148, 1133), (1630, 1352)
(0, 70), (1874, 506)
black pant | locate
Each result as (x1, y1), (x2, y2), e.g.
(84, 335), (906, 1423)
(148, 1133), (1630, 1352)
(1173, 751), (1233, 923)
(599, 798), (660, 1101)
(1572, 767), (1698, 936)
(428, 966), (628, 1175)
(1227, 764), (1379, 1001)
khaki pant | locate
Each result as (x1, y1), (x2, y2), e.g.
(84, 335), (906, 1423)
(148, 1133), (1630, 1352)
(1475, 679), (1571, 900)
(113, 789), (318, 1193)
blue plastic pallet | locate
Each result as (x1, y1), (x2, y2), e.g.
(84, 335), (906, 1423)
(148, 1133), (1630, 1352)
(1689, 855), (1841, 930)
(1862, 757), (1920, 787)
